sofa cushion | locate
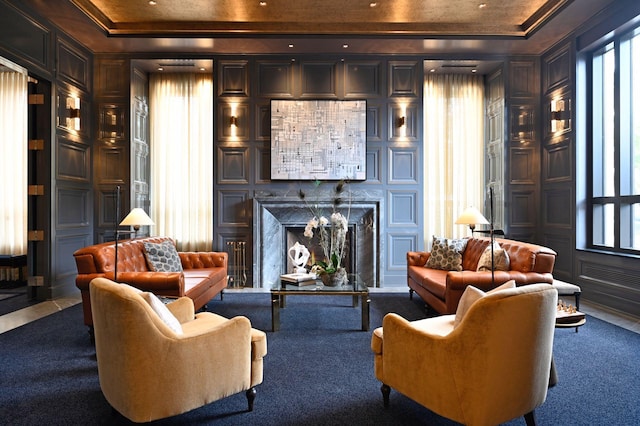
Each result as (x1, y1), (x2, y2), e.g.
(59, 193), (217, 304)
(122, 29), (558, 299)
(454, 280), (516, 328)
(476, 242), (510, 271)
(425, 236), (468, 271)
(143, 240), (184, 272)
(140, 291), (184, 335)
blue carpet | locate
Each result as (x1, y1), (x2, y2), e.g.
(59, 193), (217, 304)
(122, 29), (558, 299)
(0, 292), (638, 425)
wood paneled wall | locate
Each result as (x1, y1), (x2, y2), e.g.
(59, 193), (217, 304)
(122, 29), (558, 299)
(214, 57), (423, 287)
(0, 0), (94, 299)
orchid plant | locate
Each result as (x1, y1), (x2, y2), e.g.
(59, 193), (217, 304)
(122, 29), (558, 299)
(299, 180), (351, 275)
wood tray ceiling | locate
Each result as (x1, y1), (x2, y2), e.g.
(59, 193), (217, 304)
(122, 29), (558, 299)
(17, 0), (623, 55)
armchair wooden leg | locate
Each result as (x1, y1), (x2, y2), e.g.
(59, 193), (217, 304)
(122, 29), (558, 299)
(381, 384), (390, 408)
(524, 410), (536, 426)
(246, 387), (256, 412)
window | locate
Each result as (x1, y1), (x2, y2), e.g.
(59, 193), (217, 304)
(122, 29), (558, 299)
(588, 26), (640, 252)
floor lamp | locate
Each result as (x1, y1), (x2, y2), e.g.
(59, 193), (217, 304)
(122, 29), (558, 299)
(114, 187), (154, 282)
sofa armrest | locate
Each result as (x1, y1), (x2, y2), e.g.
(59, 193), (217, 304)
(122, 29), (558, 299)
(407, 251), (429, 267)
(109, 271), (185, 295)
(179, 251), (228, 270)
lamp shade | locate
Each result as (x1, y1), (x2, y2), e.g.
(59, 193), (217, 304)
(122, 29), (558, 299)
(455, 207), (489, 227)
(119, 208), (154, 228)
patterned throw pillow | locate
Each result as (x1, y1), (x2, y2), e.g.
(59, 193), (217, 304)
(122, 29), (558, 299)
(425, 236), (468, 271)
(476, 242), (510, 271)
(143, 240), (183, 272)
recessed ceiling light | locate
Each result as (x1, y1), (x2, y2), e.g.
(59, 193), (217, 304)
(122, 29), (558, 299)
(288, 43), (294, 48)
(342, 44), (349, 49)
(149, 0), (157, 5)
(471, 69), (477, 73)
(259, 1), (267, 6)
(370, 2), (378, 7)
(199, 67), (206, 71)
(478, 3), (487, 9)
(430, 68), (436, 73)
(157, 67), (163, 71)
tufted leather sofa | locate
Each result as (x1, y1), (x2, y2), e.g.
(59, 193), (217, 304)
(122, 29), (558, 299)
(74, 236), (228, 333)
(407, 237), (556, 314)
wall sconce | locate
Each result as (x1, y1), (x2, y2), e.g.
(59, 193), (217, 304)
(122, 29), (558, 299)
(229, 115), (238, 127)
(550, 98), (569, 132)
(397, 116), (405, 127)
(66, 96), (81, 131)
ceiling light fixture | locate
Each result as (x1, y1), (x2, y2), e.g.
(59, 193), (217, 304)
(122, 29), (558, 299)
(259, 1), (267, 6)
(478, 3), (487, 8)
(342, 44), (349, 49)
(149, 0), (157, 5)
(370, 2), (378, 7)
(288, 43), (294, 48)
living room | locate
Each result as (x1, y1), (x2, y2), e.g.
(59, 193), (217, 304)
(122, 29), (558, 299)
(1, 0), (640, 424)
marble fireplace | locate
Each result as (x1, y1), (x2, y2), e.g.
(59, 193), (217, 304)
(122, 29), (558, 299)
(253, 191), (381, 288)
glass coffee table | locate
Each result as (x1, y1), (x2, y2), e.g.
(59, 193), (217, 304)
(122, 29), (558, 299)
(270, 274), (370, 331)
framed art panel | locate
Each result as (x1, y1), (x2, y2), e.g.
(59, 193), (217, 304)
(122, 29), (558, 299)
(270, 99), (366, 180)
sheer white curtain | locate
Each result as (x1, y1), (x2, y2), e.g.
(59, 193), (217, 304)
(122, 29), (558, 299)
(0, 69), (28, 255)
(149, 73), (213, 251)
(423, 73), (485, 245)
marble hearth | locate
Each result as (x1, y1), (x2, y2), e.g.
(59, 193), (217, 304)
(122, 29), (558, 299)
(253, 192), (381, 288)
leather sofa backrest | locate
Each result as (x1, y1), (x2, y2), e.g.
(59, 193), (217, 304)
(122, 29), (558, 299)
(74, 236), (173, 274)
(460, 237), (556, 274)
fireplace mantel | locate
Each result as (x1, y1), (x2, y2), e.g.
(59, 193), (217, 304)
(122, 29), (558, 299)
(253, 192), (382, 288)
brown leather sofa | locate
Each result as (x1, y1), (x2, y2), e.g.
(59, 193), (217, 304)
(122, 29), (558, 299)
(74, 236), (228, 335)
(407, 237), (556, 314)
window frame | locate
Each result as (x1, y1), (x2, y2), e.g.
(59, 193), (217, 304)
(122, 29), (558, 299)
(586, 25), (640, 255)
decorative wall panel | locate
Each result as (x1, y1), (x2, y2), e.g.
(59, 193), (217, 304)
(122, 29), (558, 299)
(510, 191), (535, 227)
(0, 2), (50, 70)
(509, 148), (536, 184)
(56, 136), (90, 182)
(387, 234), (417, 269)
(217, 190), (250, 227)
(544, 140), (572, 181)
(508, 60), (536, 99)
(56, 188), (89, 228)
(255, 103), (271, 140)
(388, 147), (418, 184)
(97, 145), (127, 184)
(366, 102), (384, 141)
(95, 59), (129, 98)
(255, 145), (271, 183)
(510, 104), (534, 143)
(388, 191), (417, 226)
(300, 61), (338, 98)
(257, 61), (294, 97)
(218, 145), (249, 184)
(388, 61), (419, 97)
(544, 189), (572, 225)
(345, 61), (381, 98)
(218, 60), (249, 97)
(57, 39), (90, 91)
(544, 46), (571, 92)
(100, 103), (126, 141)
(366, 145), (382, 184)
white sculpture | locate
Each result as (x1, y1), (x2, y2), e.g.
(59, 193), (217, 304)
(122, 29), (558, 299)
(288, 242), (310, 274)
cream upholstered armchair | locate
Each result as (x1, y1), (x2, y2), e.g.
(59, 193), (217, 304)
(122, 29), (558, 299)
(89, 277), (267, 423)
(371, 283), (557, 426)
